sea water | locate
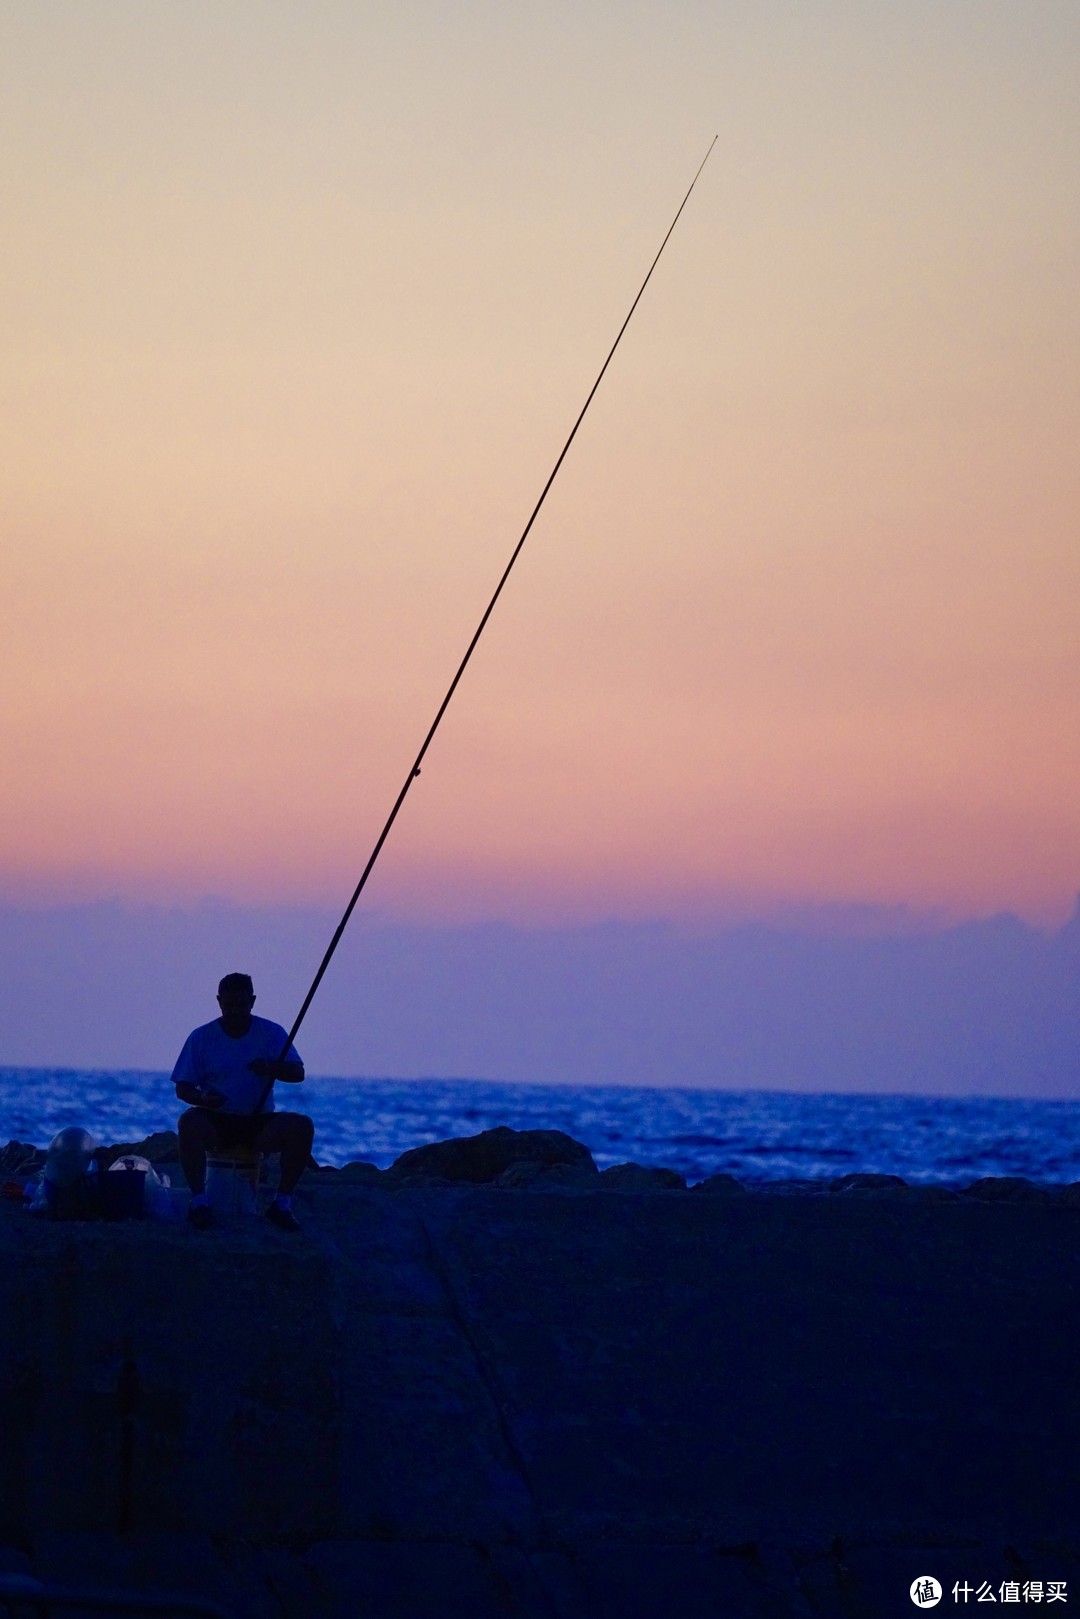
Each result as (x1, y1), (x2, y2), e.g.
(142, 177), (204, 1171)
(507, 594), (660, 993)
(1, 1067), (1078, 1186)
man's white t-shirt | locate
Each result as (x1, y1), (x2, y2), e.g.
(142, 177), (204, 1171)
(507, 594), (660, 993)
(170, 1016), (302, 1116)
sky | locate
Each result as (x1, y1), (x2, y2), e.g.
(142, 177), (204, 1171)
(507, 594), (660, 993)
(4, 0), (1079, 926)
(3, 900), (1079, 1094)
(2, 4), (1079, 1087)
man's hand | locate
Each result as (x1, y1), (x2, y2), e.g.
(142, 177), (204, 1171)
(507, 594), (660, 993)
(176, 1080), (225, 1109)
(247, 1058), (305, 1084)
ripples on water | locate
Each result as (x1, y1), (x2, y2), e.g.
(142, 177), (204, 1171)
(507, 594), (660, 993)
(1, 1068), (1078, 1185)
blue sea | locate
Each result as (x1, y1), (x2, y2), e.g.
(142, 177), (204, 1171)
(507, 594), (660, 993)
(1, 1068), (1078, 1186)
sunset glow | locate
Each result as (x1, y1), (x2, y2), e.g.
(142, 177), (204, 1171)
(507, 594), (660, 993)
(4, 1), (1079, 929)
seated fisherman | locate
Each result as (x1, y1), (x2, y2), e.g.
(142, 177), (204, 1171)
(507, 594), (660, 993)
(173, 972), (314, 1233)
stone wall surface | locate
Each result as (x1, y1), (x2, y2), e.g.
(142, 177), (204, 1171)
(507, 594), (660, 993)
(1, 1179), (1079, 1616)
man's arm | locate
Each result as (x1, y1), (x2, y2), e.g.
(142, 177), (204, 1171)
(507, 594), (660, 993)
(175, 1080), (225, 1107)
(172, 1032), (224, 1107)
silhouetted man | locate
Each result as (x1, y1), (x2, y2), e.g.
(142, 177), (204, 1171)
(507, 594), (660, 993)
(173, 972), (314, 1232)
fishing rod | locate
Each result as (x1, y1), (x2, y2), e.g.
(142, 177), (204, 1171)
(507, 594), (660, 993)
(254, 137), (717, 1111)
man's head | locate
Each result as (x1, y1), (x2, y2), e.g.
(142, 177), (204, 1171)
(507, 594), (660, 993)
(217, 972), (255, 1024)
(218, 972), (254, 999)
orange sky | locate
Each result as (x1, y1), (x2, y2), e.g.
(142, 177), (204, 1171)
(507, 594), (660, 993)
(3, 1), (1079, 928)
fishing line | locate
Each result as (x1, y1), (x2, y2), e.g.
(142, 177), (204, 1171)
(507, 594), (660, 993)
(257, 137), (717, 1106)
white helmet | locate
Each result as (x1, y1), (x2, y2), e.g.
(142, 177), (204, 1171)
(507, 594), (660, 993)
(43, 1127), (98, 1186)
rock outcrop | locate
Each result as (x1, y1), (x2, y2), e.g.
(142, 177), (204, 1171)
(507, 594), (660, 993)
(329, 1159), (383, 1183)
(690, 1171), (748, 1196)
(0, 1141), (44, 1176)
(829, 1172), (908, 1194)
(386, 1124), (596, 1183)
(492, 1158), (599, 1190)
(962, 1175), (1050, 1203)
(598, 1161), (686, 1191)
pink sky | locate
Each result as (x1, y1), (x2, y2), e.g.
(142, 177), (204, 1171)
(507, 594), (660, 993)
(3, 1), (1079, 930)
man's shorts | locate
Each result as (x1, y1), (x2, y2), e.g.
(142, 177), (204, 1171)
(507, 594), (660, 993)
(193, 1109), (270, 1150)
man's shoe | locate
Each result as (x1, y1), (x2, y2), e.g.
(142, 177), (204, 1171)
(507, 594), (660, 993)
(266, 1200), (300, 1233)
(187, 1200), (214, 1231)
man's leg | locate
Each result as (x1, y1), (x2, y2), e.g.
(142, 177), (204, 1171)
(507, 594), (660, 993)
(177, 1107), (220, 1196)
(253, 1112), (315, 1196)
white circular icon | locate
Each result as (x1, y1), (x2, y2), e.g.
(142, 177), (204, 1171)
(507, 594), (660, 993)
(910, 1576), (942, 1607)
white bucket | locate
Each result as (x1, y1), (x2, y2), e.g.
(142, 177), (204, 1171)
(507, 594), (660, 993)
(205, 1151), (262, 1219)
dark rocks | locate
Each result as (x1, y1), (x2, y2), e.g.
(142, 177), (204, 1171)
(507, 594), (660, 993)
(962, 1176), (1050, 1203)
(494, 1159), (599, 1190)
(131, 1130), (179, 1163)
(829, 1173), (909, 1195)
(1057, 1182), (1080, 1205)
(334, 1160), (384, 1183)
(387, 1125), (595, 1184)
(0, 1141), (45, 1176)
(599, 1162), (686, 1191)
(690, 1173), (747, 1196)
(751, 1178), (830, 1197)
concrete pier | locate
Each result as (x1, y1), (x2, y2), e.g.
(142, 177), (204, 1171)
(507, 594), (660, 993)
(1, 1177), (1078, 1615)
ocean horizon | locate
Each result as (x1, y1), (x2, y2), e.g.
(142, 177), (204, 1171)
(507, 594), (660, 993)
(2, 1066), (1078, 1187)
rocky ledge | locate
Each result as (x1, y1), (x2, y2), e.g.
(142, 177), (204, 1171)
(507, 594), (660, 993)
(1, 1126), (1079, 1618)
(5, 1123), (1077, 1204)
